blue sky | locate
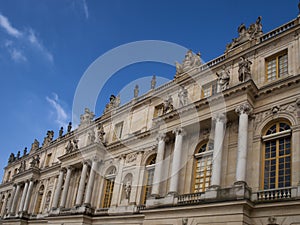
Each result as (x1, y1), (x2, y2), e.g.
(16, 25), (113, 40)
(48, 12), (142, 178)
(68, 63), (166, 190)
(0, 0), (298, 179)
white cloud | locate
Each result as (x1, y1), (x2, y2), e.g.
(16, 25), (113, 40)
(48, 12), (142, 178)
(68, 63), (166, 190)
(46, 93), (69, 128)
(0, 13), (22, 38)
(28, 29), (53, 63)
(83, 0), (89, 19)
(10, 48), (27, 62)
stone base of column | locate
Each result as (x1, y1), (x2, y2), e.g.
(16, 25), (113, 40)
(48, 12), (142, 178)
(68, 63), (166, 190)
(234, 180), (247, 186)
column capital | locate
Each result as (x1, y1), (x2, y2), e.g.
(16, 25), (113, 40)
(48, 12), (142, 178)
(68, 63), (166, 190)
(67, 165), (74, 171)
(172, 127), (186, 136)
(156, 133), (166, 142)
(59, 168), (67, 173)
(212, 113), (227, 123)
(235, 103), (253, 115)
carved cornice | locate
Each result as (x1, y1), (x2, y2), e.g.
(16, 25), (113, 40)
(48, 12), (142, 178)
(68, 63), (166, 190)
(235, 103), (253, 115)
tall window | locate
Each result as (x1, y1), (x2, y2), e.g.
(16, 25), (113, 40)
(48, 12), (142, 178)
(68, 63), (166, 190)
(193, 141), (213, 193)
(102, 167), (116, 208)
(202, 82), (217, 98)
(112, 122), (123, 141)
(266, 50), (288, 81)
(142, 154), (156, 204)
(262, 121), (291, 190)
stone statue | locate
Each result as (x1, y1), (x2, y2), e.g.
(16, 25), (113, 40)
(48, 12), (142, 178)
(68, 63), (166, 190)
(16, 151), (20, 160)
(42, 130), (54, 147)
(87, 130), (96, 145)
(134, 85), (139, 98)
(23, 147), (27, 156)
(18, 161), (26, 173)
(175, 50), (202, 76)
(8, 153), (15, 163)
(97, 123), (105, 143)
(104, 95), (118, 113)
(31, 139), (40, 151)
(67, 122), (72, 133)
(216, 65), (230, 91)
(178, 86), (188, 107)
(115, 95), (121, 107)
(59, 127), (63, 137)
(65, 139), (79, 154)
(30, 155), (40, 168)
(151, 75), (156, 89)
(80, 108), (95, 127)
(123, 181), (131, 199)
(238, 56), (252, 82)
(163, 95), (174, 114)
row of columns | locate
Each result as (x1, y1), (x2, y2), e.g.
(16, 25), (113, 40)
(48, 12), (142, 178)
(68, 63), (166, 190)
(150, 102), (252, 197)
(6, 179), (34, 215)
(52, 158), (98, 210)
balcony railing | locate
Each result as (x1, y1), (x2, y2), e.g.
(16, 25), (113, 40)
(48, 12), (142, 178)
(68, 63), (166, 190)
(177, 192), (204, 205)
(260, 19), (296, 42)
(254, 187), (296, 201)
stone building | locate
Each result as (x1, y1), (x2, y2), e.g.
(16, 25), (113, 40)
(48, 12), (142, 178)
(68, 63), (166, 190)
(1, 8), (300, 225)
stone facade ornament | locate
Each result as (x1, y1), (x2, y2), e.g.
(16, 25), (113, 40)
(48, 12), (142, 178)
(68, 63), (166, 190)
(87, 129), (96, 145)
(151, 75), (156, 89)
(104, 94), (120, 113)
(8, 153), (15, 163)
(42, 130), (54, 147)
(125, 152), (137, 164)
(18, 160), (26, 173)
(235, 103), (253, 115)
(65, 139), (79, 154)
(123, 181), (131, 199)
(30, 155), (40, 168)
(175, 50), (201, 76)
(97, 123), (105, 143)
(238, 56), (252, 82)
(23, 147), (27, 156)
(163, 95), (174, 114)
(267, 216), (278, 225)
(31, 139), (40, 151)
(226, 16), (263, 52)
(79, 108), (95, 127)
(216, 65), (230, 92)
(16, 151), (20, 159)
(178, 86), (188, 107)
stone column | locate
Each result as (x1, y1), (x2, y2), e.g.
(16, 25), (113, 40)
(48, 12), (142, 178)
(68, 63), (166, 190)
(18, 181), (28, 212)
(151, 133), (166, 197)
(60, 166), (73, 208)
(235, 103), (252, 184)
(23, 179), (34, 212)
(52, 169), (65, 209)
(169, 128), (185, 194)
(7, 185), (16, 214)
(84, 158), (98, 206)
(210, 113), (226, 188)
(75, 162), (89, 206)
(10, 183), (21, 214)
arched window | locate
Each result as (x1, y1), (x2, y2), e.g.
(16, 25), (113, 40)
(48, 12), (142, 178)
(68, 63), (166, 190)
(142, 154), (156, 204)
(193, 141), (213, 193)
(102, 166), (116, 208)
(262, 121), (291, 190)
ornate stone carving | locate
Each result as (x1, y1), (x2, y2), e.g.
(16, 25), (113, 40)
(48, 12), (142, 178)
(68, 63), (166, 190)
(238, 56), (252, 82)
(125, 152), (137, 164)
(212, 113), (227, 123)
(134, 85), (139, 98)
(156, 133), (166, 142)
(97, 123), (105, 143)
(123, 181), (131, 199)
(151, 75), (156, 89)
(42, 130), (54, 147)
(178, 86), (188, 107)
(268, 216), (278, 225)
(104, 94), (121, 113)
(8, 153), (15, 163)
(216, 65), (230, 91)
(86, 129), (96, 145)
(235, 103), (253, 115)
(79, 108), (95, 127)
(31, 139), (40, 151)
(175, 50), (201, 76)
(18, 160), (26, 173)
(173, 127), (186, 136)
(30, 155), (40, 168)
(65, 139), (79, 154)
(163, 95), (174, 114)
(226, 16), (263, 52)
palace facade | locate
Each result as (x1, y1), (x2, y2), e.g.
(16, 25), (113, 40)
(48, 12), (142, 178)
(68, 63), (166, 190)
(1, 8), (300, 225)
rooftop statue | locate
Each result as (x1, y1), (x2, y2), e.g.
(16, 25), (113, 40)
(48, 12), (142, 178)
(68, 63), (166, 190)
(226, 16), (263, 52)
(175, 50), (202, 77)
(151, 75), (156, 89)
(67, 122), (72, 133)
(42, 130), (54, 147)
(31, 139), (40, 151)
(8, 153), (15, 163)
(80, 108), (95, 127)
(104, 94), (120, 113)
(59, 127), (64, 137)
(134, 85), (139, 98)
